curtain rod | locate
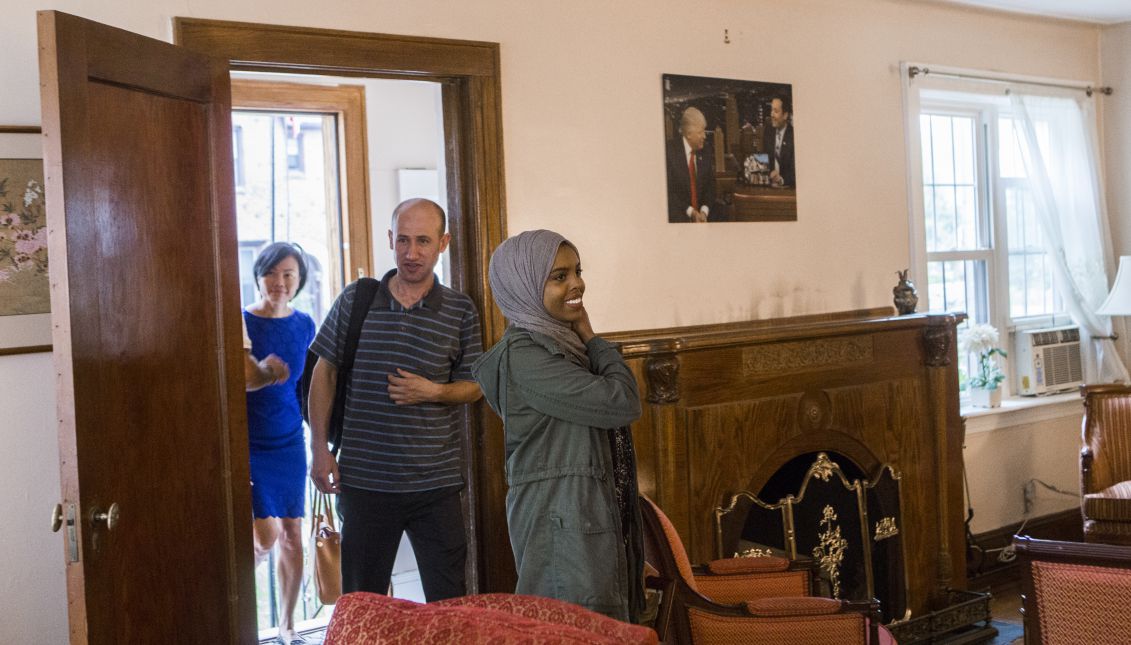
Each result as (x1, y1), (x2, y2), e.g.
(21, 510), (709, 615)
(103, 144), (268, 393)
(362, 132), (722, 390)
(907, 65), (1112, 97)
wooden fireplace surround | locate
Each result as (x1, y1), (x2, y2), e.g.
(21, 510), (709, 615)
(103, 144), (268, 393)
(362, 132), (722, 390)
(604, 307), (966, 616)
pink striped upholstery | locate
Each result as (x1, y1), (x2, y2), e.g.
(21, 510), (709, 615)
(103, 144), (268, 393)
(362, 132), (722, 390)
(1083, 519), (1131, 540)
(1083, 481), (1131, 520)
(1081, 386), (1131, 545)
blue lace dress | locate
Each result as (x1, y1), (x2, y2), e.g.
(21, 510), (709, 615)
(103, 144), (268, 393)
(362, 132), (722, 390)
(244, 309), (316, 519)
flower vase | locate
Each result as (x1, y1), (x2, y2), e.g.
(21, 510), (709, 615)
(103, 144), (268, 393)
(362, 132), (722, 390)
(970, 387), (1002, 409)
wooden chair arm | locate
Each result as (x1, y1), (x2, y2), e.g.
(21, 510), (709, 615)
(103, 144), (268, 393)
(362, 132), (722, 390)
(702, 555), (791, 574)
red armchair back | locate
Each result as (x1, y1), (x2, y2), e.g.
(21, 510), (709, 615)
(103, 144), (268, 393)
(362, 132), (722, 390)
(1015, 536), (1131, 644)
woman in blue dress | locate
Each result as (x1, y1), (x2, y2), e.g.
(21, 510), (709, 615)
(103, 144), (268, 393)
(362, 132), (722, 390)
(244, 242), (317, 645)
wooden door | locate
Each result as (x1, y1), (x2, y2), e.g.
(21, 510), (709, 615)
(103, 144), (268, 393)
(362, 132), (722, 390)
(38, 11), (255, 644)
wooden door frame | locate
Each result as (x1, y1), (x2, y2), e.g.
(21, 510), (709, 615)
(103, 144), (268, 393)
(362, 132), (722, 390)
(174, 18), (512, 593)
(230, 79), (373, 289)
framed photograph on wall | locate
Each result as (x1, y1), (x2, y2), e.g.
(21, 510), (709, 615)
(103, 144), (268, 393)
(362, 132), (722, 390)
(663, 73), (797, 223)
(0, 126), (50, 355)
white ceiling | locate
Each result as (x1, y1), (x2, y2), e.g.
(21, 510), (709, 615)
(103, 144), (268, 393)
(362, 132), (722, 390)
(937, 0), (1131, 24)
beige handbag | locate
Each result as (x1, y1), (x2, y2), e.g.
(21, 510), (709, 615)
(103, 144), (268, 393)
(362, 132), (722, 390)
(310, 491), (342, 605)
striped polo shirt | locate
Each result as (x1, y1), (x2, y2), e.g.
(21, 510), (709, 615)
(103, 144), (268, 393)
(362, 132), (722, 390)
(311, 270), (483, 493)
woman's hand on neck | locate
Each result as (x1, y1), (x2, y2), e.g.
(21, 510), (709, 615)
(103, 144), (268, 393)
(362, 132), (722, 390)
(571, 307), (595, 345)
(248, 297), (293, 319)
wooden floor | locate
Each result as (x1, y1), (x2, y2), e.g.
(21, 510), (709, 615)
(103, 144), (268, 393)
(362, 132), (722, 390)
(988, 581), (1025, 645)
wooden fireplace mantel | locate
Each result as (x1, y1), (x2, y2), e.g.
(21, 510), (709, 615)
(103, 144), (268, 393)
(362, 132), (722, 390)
(604, 307), (966, 616)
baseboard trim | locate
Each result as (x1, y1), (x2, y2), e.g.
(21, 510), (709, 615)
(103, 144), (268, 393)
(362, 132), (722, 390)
(967, 508), (1083, 589)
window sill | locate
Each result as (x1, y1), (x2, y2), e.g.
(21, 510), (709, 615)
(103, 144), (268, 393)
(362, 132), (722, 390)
(963, 391), (1083, 435)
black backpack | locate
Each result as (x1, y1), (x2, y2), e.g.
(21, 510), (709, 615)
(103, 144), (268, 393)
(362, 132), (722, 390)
(299, 276), (381, 456)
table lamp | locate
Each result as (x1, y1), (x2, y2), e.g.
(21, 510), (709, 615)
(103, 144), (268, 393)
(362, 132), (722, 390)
(1098, 256), (1131, 321)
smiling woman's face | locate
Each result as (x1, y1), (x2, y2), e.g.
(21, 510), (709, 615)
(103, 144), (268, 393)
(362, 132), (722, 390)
(258, 255), (300, 305)
(542, 243), (585, 324)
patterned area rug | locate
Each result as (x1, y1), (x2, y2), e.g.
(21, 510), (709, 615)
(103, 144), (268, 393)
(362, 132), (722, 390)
(989, 620), (1024, 644)
(259, 628), (326, 645)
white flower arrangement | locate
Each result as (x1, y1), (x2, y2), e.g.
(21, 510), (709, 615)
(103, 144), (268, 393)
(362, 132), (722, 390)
(958, 323), (1007, 390)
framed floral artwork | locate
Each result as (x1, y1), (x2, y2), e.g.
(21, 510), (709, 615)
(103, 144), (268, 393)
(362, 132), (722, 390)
(0, 126), (50, 355)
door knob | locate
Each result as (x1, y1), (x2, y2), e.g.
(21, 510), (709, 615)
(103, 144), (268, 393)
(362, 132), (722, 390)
(90, 502), (120, 531)
(51, 503), (63, 532)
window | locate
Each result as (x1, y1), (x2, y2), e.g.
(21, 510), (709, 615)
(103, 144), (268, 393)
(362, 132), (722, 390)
(231, 110), (335, 322)
(232, 124), (245, 190)
(910, 86), (1070, 395)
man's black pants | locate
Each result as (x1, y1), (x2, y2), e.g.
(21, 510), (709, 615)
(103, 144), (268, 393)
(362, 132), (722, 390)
(338, 484), (467, 601)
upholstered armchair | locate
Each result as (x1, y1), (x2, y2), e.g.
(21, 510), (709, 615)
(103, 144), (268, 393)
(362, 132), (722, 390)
(323, 591), (659, 644)
(1080, 384), (1131, 545)
(640, 496), (890, 645)
(1014, 536), (1131, 644)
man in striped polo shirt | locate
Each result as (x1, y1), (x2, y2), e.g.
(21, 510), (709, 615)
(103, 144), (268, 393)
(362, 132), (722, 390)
(307, 198), (483, 601)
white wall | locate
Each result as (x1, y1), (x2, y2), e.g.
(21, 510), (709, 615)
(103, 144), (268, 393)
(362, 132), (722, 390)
(0, 0), (1110, 638)
(0, 352), (66, 643)
(964, 408), (1083, 533)
(364, 79), (445, 278)
(1102, 22), (1131, 360)
(1102, 22), (1131, 258)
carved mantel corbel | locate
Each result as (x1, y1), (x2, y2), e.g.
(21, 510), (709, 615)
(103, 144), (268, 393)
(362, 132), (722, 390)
(645, 355), (681, 404)
(923, 324), (954, 367)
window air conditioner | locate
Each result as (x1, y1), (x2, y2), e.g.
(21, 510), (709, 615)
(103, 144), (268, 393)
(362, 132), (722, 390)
(1014, 326), (1084, 396)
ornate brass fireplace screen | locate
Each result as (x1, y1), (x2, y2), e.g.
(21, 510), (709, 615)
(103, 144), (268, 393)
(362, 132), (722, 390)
(716, 452), (909, 622)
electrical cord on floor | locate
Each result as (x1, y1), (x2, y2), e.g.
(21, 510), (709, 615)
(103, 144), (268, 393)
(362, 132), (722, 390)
(995, 517), (1029, 563)
(996, 478), (1083, 564)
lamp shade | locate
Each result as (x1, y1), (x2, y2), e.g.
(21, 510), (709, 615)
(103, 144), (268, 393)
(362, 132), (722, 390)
(1098, 256), (1131, 316)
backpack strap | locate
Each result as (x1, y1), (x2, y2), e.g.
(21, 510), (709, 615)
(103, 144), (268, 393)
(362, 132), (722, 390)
(328, 276), (381, 455)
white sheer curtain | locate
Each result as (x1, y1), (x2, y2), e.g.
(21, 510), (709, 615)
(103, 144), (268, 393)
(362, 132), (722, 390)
(1009, 91), (1130, 383)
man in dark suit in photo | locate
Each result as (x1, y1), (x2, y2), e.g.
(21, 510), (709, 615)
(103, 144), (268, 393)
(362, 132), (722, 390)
(667, 106), (716, 223)
(765, 96), (795, 188)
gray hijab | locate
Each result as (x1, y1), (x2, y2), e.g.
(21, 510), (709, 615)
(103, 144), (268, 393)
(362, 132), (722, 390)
(488, 229), (589, 366)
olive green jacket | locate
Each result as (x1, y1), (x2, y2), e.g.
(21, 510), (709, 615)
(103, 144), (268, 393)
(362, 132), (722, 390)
(473, 326), (643, 620)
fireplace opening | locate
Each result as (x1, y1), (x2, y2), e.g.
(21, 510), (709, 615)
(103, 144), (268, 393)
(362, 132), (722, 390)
(720, 450), (908, 622)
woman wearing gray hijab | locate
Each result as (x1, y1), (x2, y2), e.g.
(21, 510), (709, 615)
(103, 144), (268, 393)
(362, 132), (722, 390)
(473, 229), (645, 622)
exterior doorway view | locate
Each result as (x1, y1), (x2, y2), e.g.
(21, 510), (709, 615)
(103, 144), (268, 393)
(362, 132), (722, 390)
(230, 72), (449, 640)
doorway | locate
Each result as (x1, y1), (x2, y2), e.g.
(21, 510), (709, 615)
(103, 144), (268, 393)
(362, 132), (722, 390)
(175, 19), (513, 601)
(230, 74), (450, 637)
